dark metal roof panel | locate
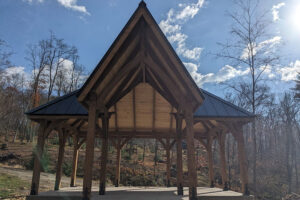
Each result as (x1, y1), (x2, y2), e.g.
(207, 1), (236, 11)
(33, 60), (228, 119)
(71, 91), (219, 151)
(194, 90), (254, 118)
(26, 89), (254, 118)
(26, 90), (88, 116)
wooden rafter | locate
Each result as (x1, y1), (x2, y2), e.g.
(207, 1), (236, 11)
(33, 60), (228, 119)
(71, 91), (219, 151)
(145, 67), (177, 107)
(77, 7), (144, 102)
(114, 104), (118, 131)
(142, 11), (203, 106)
(133, 87), (136, 131)
(152, 88), (156, 131)
(107, 70), (142, 108)
(99, 54), (141, 102)
(93, 31), (141, 97)
(147, 37), (186, 94)
(145, 55), (185, 106)
(169, 107), (174, 132)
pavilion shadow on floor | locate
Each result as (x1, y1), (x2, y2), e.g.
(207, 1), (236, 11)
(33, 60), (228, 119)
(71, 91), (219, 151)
(26, 187), (254, 200)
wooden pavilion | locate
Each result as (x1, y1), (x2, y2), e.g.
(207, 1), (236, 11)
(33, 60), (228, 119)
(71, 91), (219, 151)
(26, 2), (254, 200)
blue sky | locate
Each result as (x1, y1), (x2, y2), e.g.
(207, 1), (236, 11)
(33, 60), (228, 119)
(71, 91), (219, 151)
(0, 0), (299, 98)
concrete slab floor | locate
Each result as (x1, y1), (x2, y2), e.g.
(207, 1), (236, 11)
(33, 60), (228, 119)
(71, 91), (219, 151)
(27, 187), (254, 200)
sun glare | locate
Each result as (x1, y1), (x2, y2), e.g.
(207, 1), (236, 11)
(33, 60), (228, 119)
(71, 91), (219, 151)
(289, 4), (300, 32)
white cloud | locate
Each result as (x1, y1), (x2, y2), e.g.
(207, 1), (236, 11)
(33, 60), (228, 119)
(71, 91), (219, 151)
(241, 36), (281, 60)
(57, 0), (90, 15)
(260, 36), (282, 49)
(24, 0), (90, 15)
(161, 1), (254, 86)
(272, 2), (285, 22)
(178, 46), (202, 60)
(176, 0), (205, 21)
(23, 0), (44, 3)
(184, 62), (249, 86)
(1, 58), (86, 91)
(2, 66), (31, 88)
(159, 0), (204, 60)
(278, 60), (300, 81)
(4, 66), (26, 77)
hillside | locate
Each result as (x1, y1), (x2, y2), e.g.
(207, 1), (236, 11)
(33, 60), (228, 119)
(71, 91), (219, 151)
(0, 134), (211, 199)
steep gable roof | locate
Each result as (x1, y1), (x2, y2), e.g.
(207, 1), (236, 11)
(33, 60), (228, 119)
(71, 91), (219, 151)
(76, 1), (204, 111)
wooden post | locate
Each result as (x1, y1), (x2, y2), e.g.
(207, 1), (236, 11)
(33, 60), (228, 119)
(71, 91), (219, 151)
(185, 108), (197, 200)
(166, 138), (171, 187)
(176, 113), (183, 195)
(115, 139), (121, 187)
(113, 137), (131, 187)
(217, 132), (229, 190)
(99, 111), (109, 195)
(30, 122), (46, 195)
(233, 128), (250, 195)
(70, 135), (79, 187)
(54, 129), (67, 191)
(207, 135), (214, 188)
(82, 94), (97, 200)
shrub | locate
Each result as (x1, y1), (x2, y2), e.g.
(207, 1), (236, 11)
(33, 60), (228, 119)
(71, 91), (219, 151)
(62, 162), (72, 176)
(25, 145), (50, 173)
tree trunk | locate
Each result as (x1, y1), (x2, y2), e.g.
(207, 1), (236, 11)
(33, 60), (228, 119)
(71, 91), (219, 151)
(252, 120), (257, 195)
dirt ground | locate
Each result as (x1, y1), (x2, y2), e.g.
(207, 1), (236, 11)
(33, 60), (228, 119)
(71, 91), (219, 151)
(0, 165), (85, 199)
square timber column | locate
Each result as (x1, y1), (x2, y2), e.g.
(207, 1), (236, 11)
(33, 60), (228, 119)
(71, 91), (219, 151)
(70, 135), (79, 187)
(175, 112), (183, 195)
(184, 107), (198, 200)
(115, 138), (121, 187)
(30, 121), (47, 195)
(82, 94), (98, 200)
(233, 127), (250, 196)
(207, 134), (215, 188)
(217, 131), (229, 191)
(99, 110), (109, 195)
(166, 138), (171, 187)
(54, 129), (67, 191)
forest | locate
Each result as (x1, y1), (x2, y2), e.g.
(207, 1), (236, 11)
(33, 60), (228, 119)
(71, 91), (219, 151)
(0, 0), (299, 200)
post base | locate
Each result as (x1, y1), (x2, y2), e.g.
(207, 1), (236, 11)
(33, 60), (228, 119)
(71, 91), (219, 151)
(189, 187), (197, 200)
(166, 180), (170, 187)
(210, 181), (215, 188)
(82, 187), (90, 200)
(54, 184), (59, 191)
(177, 184), (183, 195)
(99, 183), (105, 195)
(70, 178), (76, 187)
(243, 184), (250, 196)
(223, 181), (229, 191)
(30, 189), (36, 196)
(30, 183), (37, 195)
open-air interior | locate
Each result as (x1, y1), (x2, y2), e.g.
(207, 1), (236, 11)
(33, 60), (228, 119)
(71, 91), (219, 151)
(25, 1), (254, 200)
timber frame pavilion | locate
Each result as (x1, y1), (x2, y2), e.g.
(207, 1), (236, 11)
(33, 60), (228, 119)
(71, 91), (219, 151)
(26, 2), (254, 200)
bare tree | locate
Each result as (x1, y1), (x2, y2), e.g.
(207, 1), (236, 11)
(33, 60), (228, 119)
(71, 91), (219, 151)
(294, 73), (300, 100)
(279, 93), (299, 193)
(26, 32), (81, 105)
(26, 41), (49, 108)
(217, 0), (279, 194)
(45, 32), (77, 101)
(0, 39), (12, 70)
(55, 53), (86, 96)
